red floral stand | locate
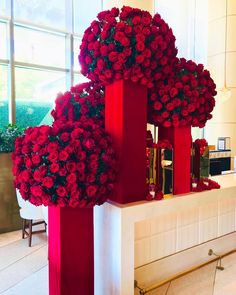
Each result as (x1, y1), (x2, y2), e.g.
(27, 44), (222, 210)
(105, 79), (147, 203)
(158, 126), (192, 194)
(48, 206), (94, 295)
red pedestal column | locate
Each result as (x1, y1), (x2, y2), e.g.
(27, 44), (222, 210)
(105, 80), (147, 204)
(48, 206), (94, 295)
(158, 126), (192, 195)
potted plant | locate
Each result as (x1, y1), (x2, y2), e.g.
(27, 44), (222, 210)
(0, 124), (25, 233)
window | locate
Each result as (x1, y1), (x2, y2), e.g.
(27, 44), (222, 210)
(14, 25), (66, 68)
(0, 0), (7, 16)
(0, 22), (7, 60)
(14, 0), (67, 30)
(15, 67), (66, 128)
(74, 73), (89, 85)
(0, 64), (9, 127)
(73, 37), (81, 71)
(0, 0), (103, 129)
(73, 0), (102, 34)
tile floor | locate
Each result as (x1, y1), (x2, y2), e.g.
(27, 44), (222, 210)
(0, 230), (236, 295)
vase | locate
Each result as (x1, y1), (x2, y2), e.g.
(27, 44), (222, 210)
(48, 206), (94, 295)
(105, 79), (147, 203)
(158, 126), (192, 195)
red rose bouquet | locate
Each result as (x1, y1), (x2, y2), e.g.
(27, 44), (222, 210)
(12, 121), (117, 208)
(148, 58), (217, 128)
(51, 82), (105, 127)
(79, 6), (177, 88)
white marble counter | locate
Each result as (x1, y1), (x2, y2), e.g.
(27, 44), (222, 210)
(94, 174), (236, 295)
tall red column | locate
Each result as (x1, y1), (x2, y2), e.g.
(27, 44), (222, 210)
(48, 206), (94, 295)
(158, 126), (192, 195)
(105, 80), (147, 203)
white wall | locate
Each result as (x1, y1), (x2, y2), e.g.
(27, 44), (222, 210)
(206, 0), (236, 169)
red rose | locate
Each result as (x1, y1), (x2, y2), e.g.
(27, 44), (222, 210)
(50, 163), (60, 173)
(38, 135), (48, 145)
(60, 132), (70, 142)
(33, 144), (41, 152)
(66, 161), (76, 172)
(132, 15), (141, 25)
(30, 185), (43, 197)
(83, 138), (95, 149)
(154, 101), (162, 110)
(21, 170), (31, 181)
(162, 111), (170, 119)
(100, 173), (108, 184)
(59, 150), (69, 161)
(22, 145), (30, 154)
(42, 177), (54, 188)
(161, 95), (170, 103)
(39, 125), (50, 135)
(136, 54), (144, 64)
(56, 186), (67, 197)
(86, 185), (98, 197)
(136, 42), (145, 52)
(47, 142), (58, 153)
(166, 103), (174, 111)
(77, 162), (85, 172)
(69, 198), (79, 208)
(170, 88), (178, 97)
(66, 173), (77, 184)
(58, 167), (67, 176)
(33, 170), (43, 182)
(48, 151), (58, 162)
(108, 51), (118, 62)
(25, 158), (32, 168)
(87, 174), (96, 183)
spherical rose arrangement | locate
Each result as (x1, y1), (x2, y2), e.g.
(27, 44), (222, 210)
(79, 6), (177, 88)
(51, 82), (105, 127)
(148, 58), (217, 128)
(12, 122), (117, 208)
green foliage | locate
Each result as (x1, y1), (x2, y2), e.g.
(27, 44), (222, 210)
(0, 124), (25, 153)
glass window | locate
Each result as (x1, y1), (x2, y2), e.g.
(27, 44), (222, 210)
(14, 26), (66, 68)
(14, 0), (66, 30)
(73, 0), (102, 35)
(0, 0), (7, 16)
(0, 22), (7, 60)
(0, 64), (9, 127)
(15, 67), (66, 128)
(73, 37), (81, 71)
(73, 73), (89, 85)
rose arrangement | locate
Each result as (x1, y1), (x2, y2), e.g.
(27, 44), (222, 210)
(12, 121), (117, 208)
(79, 6), (177, 88)
(191, 178), (220, 192)
(148, 58), (217, 128)
(194, 138), (208, 156)
(51, 82), (105, 128)
(156, 139), (172, 149)
(146, 183), (163, 201)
